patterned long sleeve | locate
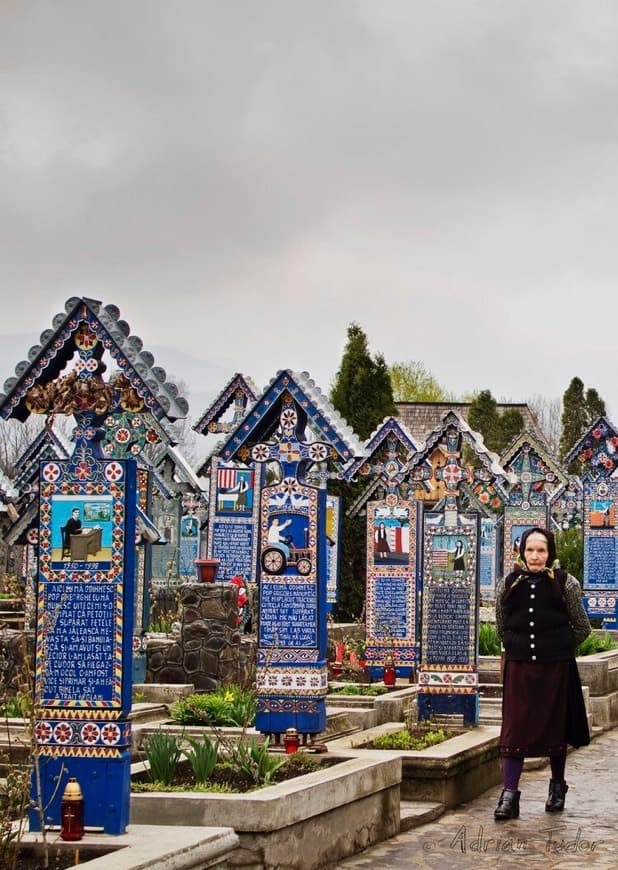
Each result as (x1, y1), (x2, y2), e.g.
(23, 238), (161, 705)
(494, 577), (506, 642)
(564, 574), (592, 646)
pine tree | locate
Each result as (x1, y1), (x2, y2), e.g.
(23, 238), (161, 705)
(559, 377), (589, 461)
(498, 408), (525, 452)
(468, 390), (500, 450)
(585, 388), (606, 426)
(329, 324), (396, 619)
(330, 323), (396, 440)
(467, 389), (524, 454)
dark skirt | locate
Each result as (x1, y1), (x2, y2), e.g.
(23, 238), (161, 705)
(499, 658), (590, 758)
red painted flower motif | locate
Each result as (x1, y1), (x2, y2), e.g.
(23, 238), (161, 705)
(105, 462), (123, 482)
(75, 461), (91, 481)
(43, 463), (61, 482)
(53, 722), (73, 744)
(80, 723), (100, 745)
(35, 721), (53, 743)
(74, 326), (98, 350)
(101, 723), (121, 745)
(251, 444), (270, 462)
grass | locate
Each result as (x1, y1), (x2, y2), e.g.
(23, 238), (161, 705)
(363, 725), (452, 751)
(328, 684), (389, 696)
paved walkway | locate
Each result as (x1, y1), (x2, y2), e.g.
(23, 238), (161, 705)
(336, 728), (618, 869)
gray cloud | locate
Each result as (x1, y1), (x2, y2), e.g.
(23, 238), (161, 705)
(2, 1), (618, 421)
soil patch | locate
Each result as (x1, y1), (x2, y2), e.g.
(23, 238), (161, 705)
(132, 752), (341, 793)
(11, 844), (120, 869)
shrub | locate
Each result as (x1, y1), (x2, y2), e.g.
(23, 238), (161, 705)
(144, 730), (182, 786)
(0, 692), (29, 719)
(478, 622), (501, 656)
(555, 527), (584, 579)
(577, 632), (618, 656)
(170, 686), (257, 727)
(184, 734), (219, 784)
(227, 737), (287, 786)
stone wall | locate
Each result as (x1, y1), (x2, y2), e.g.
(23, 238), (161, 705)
(0, 628), (34, 695)
(147, 583), (255, 690)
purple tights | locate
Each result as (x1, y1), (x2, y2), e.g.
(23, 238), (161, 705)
(502, 752), (567, 790)
(502, 756), (524, 790)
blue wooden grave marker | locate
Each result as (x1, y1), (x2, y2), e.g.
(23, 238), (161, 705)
(0, 297), (187, 834)
(218, 370), (362, 739)
(346, 417), (423, 679)
(407, 412), (512, 725)
(566, 417), (618, 627)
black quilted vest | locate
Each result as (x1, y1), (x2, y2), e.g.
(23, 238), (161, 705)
(502, 570), (575, 662)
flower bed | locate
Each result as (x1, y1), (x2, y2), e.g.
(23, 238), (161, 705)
(329, 722), (501, 810)
(130, 752), (401, 868)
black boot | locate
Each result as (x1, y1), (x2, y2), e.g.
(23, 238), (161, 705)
(494, 789), (520, 820)
(545, 779), (568, 812)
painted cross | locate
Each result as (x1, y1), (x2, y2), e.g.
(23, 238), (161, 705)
(504, 443), (557, 509)
(217, 370), (363, 740)
(0, 297), (187, 836)
(248, 391), (332, 482)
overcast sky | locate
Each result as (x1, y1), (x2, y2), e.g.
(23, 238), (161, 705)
(2, 1), (618, 427)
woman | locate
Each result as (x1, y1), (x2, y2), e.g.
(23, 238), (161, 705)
(494, 527), (591, 821)
(374, 522), (390, 560)
(453, 539), (466, 571)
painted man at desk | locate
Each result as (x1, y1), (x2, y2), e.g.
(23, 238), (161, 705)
(62, 508), (102, 560)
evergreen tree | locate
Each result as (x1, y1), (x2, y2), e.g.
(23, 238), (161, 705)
(559, 377), (607, 471)
(498, 408), (525, 452)
(467, 390), (500, 450)
(330, 323), (396, 439)
(559, 377), (590, 461)
(467, 389), (524, 454)
(329, 324), (396, 620)
(585, 388), (606, 426)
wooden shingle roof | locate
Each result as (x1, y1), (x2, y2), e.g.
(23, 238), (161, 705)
(395, 401), (545, 448)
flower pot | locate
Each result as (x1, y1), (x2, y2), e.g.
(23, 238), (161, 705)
(331, 662), (343, 677)
(195, 558), (220, 582)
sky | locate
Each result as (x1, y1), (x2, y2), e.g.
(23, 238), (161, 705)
(2, 1), (618, 428)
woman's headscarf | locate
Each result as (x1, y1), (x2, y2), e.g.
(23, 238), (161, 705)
(518, 526), (557, 570)
(504, 526), (564, 599)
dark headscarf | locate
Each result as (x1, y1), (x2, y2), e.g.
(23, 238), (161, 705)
(519, 527), (557, 569)
(504, 526), (565, 601)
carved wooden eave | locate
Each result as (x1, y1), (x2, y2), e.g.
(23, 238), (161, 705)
(166, 444), (208, 497)
(0, 297), (189, 425)
(564, 416), (618, 478)
(193, 372), (259, 435)
(217, 369), (365, 466)
(500, 430), (568, 494)
(12, 427), (71, 491)
(409, 410), (515, 501)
